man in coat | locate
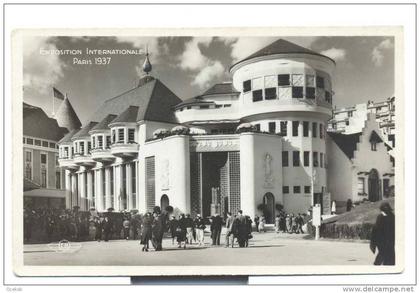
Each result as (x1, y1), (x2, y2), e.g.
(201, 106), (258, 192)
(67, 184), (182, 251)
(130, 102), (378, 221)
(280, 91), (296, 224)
(210, 213), (223, 245)
(233, 210), (248, 248)
(193, 214), (206, 246)
(370, 202), (395, 265)
(102, 216), (112, 242)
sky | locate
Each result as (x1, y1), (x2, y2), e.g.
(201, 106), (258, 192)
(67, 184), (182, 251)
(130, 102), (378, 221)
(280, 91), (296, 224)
(22, 36), (395, 125)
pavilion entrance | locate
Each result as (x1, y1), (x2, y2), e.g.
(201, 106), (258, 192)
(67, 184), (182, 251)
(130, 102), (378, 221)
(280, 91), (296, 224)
(190, 151), (241, 219)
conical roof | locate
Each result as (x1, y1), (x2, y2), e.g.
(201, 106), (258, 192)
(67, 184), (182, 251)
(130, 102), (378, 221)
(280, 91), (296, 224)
(110, 106), (139, 124)
(230, 38), (335, 70)
(90, 114), (117, 132)
(55, 97), (82, 131)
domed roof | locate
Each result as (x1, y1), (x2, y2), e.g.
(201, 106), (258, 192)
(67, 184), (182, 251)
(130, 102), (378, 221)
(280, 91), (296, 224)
(142, 50), (152, 74)
(230, 38), (335, 71)
(55, 97), (82, 131)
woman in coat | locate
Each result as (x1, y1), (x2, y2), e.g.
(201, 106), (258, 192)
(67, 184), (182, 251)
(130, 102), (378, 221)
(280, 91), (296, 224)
(176, 214), (187, 249)
(140, 213), (153, 252)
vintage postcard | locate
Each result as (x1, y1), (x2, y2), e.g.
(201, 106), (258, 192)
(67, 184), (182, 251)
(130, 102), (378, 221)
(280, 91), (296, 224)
(11, 27), (404, 276)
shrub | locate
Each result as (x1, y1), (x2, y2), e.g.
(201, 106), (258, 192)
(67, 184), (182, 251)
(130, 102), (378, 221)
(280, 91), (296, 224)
(314, 222), (375, 240)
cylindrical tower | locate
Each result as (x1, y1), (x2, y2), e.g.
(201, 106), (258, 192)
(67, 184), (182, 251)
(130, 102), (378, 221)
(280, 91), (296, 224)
(230, 39), (335, 213)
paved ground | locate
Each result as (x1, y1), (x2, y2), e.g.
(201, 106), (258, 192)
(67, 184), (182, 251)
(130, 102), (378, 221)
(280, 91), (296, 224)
(24, 232), (373, 266)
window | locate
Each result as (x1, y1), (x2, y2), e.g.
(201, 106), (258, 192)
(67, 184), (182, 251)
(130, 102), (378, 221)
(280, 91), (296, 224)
(346, 121), (350, 126)
(316, 76), (325, 88)
(252, 90), (263, 102)
(303, 121), (309, 137)
(371, 142), (377, 151)
(306, 87), (315, 99)
(293, 186), (301, 194)
(112, 129), (116, 143)
(383, 179), (390, 197)
(320, 153), (324, 168)
(264, 88), (277, 100)
(41, 153), (47, 164)
(268, 122), (276, 133)
(49, 142), (56, 149)
(55, 154), (59, 166)
(292, 86), (303, 98)
(325, 91), (332, 103)
(128, 128), (135, 142)
(280, 121), (287, 136)
(40, 153), (47, 188)
(55, 171), (61, 189)
(25, 151), (32, 180)
(118, 128), (124, 143)
(312, 122), (317, 138)
(313, 152), (319, 167)
(199, 105), (209, 109)
(87, 141), (91, 153)
(98, 136), (103, 148)
(243, 80), (251, 92)
(293, 151), (300, 167)
(254, 124), (261, 132)
(278, 74), (290, 86)
(106, 136), (111, 148)
(303, 151), (310, 167)
(292, 121), (299, 137)
(282, 151), (289, 167)
(348, 111), (353, 117)
(35, 139), (41, 146)
(283, 186), (289, 194)
(320, 123), (324, 139)
(42, 141), (49, 147)
(26, 138), (33, 145)
(357, 177), (365, 194)
(304, 186), (311, 194)
(79, 141), (84, 154)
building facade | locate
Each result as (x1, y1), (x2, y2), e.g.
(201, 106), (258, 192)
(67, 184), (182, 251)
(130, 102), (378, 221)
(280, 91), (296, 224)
(57, 39), (392, 221)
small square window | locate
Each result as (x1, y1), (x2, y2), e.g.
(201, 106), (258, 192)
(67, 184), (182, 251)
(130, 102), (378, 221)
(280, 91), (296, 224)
(306, 87), (315, 99)
(278, 74), (290, 86)
(34, 140), (41, 146)
(316, 76), (325, 89)
(252, 90), (263, 102)
(243, 80), (251, 92)
(42, 141), (49, 147)
(304, 186), (311, 194)
(40, 153), (47, 164)
(26, 138), (33, 145)
(254, 124), (261, 132)
(264, 87), (277, 100)
(293, 186), (301, 194)
(292, 87), (303, 98)
(283, 186), (289, 194)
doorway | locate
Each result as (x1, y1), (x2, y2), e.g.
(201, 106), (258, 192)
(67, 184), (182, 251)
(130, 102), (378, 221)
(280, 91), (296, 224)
(160, 194), (169, 211)
(368, 169), (380, 202)
(263, 192), (275, 224)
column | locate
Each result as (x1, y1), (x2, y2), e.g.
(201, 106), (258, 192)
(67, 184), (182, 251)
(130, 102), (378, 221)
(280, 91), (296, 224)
(79, 172), (87, 211)
(239, 133), (256, 219)
(70, 173), (78, 209)
(135, 161), (139, 211)
(105, 167), (112, 209)
(113, 165), (121, 211)
(65, 170), (72, 209)
(95, 169), (104, 212)
(87, 171), (93, 210)
(126, 163), (132, 211)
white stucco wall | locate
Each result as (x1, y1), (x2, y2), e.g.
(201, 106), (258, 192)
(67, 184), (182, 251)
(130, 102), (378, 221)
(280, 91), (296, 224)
(239, 133), (283, 219)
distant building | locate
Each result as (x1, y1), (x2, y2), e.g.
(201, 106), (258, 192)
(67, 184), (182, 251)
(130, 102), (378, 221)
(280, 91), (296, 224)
(23, 98), (80, 209)
(327, 97), (395, 148)
(327, 113), (395, 207)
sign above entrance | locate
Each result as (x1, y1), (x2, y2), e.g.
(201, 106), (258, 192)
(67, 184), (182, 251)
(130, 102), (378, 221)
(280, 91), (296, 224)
(190, 137), (239, 152)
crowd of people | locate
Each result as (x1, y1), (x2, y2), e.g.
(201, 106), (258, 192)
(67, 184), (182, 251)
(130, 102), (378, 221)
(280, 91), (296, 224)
(253, 213), (308, 234)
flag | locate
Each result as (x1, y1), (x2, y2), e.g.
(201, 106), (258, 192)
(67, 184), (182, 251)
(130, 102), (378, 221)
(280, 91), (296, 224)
(53, 87), (65, 100)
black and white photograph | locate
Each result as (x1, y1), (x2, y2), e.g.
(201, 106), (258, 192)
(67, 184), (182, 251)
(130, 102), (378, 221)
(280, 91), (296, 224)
(11, 28), (405, 277)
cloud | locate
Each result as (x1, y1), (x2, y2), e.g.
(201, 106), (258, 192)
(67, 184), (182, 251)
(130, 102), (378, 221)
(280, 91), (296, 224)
(178, 37), (213, 71)
(371, 39), (393, 67)
(192, 61), (224, 89)
(23, 37), (67, 94)
(225, 37), (276, 62)
(320, 47), (347, 61)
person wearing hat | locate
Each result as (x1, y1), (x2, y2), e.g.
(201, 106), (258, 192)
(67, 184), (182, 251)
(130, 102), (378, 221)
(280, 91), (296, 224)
(370, 201), (395, 265)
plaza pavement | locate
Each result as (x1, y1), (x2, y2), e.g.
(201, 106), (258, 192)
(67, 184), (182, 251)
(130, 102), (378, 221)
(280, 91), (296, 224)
(23, 231), (374, 266)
